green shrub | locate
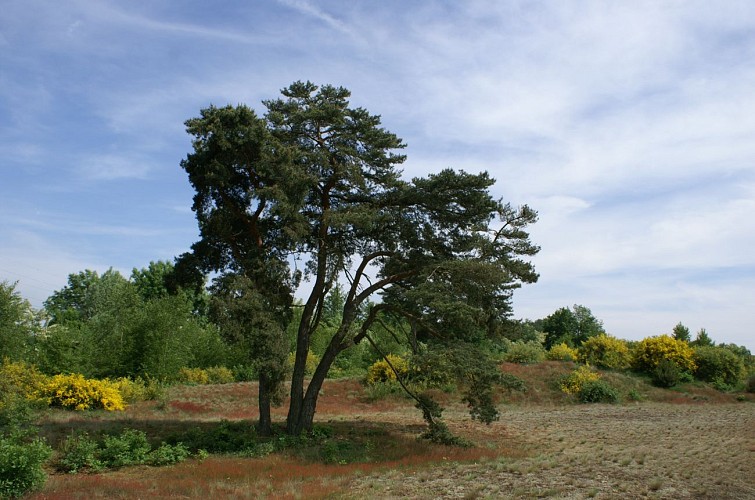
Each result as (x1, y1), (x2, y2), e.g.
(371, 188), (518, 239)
(147, 442), (191, 466)
(0, 435), (52, 498)
(632, 335), (696, 376)
(503, 341), (545, 364)
(99, 429), (151, 468)
(231, 364), (256, 382)
(578, 334), (631, 370)
(652, 359), (681, 388)
(693, 346), (745, 389)
(546, 342), (577, 362)
(58, 432), (103, 473)
(748, 374), (755, 393)
(578, 380), (619, 403)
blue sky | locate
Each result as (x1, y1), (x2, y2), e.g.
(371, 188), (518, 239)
(1, 1), (754, 349)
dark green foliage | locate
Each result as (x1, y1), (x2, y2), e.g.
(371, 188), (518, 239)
(147, 443), (191, 466)
(578, 380), (619, 403)
(57, 433), (103, 473)
(39, 269), (225, 380)
(693, 346), (745, 390)
(672, 322), (691, 342)
(414, 393), (470, 447)
(99, 429), (151, 468)
(652, 359), (681, 388)
(0, 281), (37, 362)
(690, 328), (714, 347)
(178, 81), (539, 436)
(0, 434), (51, 498)
(170, 420), (258, 454)
(541, 304), (604, 349)
(747, 374), (755, 393)
(58, 430), (192, 473)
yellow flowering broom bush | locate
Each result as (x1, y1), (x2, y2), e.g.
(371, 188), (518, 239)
(0, 359), (48, 399)
(546, 343), (578, 362)
(560, 365), (601, 395)
(578, 334), (631, 370)
(366, 354), (409, 385)
(632, 335), (696, 375)
(34, 374), (125, 411)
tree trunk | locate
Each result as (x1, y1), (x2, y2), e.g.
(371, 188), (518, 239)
(257, 374), (273, 436)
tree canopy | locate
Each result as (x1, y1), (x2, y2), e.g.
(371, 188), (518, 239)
(177, 81), (539, 436)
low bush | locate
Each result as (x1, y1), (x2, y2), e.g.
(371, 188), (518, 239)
(366, 354), (409, 385)
(578, 379), (619, 403)
(693, 346), (745, 390)
(546, 343), (577, 362)
(503, 341), (545, 364)
(0, 434), (52, 498)
(652, 359), (681, 388)
(100, 429), (151, 468)
(0, 359), (48, 398)
(177, 367), (209, 385)
(147, 442), (191, 466)
(205, 366), (235, 384)
(58, 429), (192, 472)
(34, 373), (125, 411)
(57, 432), (103, 473)
(578, 334), (631, 370)
(560, 365), (601, 395)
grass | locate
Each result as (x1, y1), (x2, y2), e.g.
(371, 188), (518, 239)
(24, 363), (755, 499)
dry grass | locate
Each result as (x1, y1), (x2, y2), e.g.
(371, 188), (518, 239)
(28, 367), (755, 499)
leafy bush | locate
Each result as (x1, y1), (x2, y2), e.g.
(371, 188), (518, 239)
(231, 364), (256, 382)
(632, 335), (696, 376)
(147, 442), (191, 466)
(546, 342), (577, 362)
(58, 429), (192, 472)
(177, 367), (209, 385)
(503, 341), (545, 364)
(34, 373), (125, 411)
(0, 359), (48, 398)
(205, 366), (235, 384)
(110, 376), (163, 403)
(652, 359), (681, 388)
(578, 380), (619, 403)
(0, 435), (52, 498)
(693, 346), (745, 389)
(100, 429), (151, 468)
(747, 374), (755, 393)
(560, 365), (601, 395)
(366, 354), (409, 385)
(578, 334), (631, 370)
(57, 432), (103, 473)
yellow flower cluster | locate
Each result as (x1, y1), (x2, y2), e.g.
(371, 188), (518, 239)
(34, 373), (125, 411)
(546, 343), (578, 362)
(578, 334), (632, 370)
(632, 335), (697, 374)
(0, 359), (47, 398)
(366, 354), (409, 385)
(560, 365), (601, 394)
(176, 366), (235, 385)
